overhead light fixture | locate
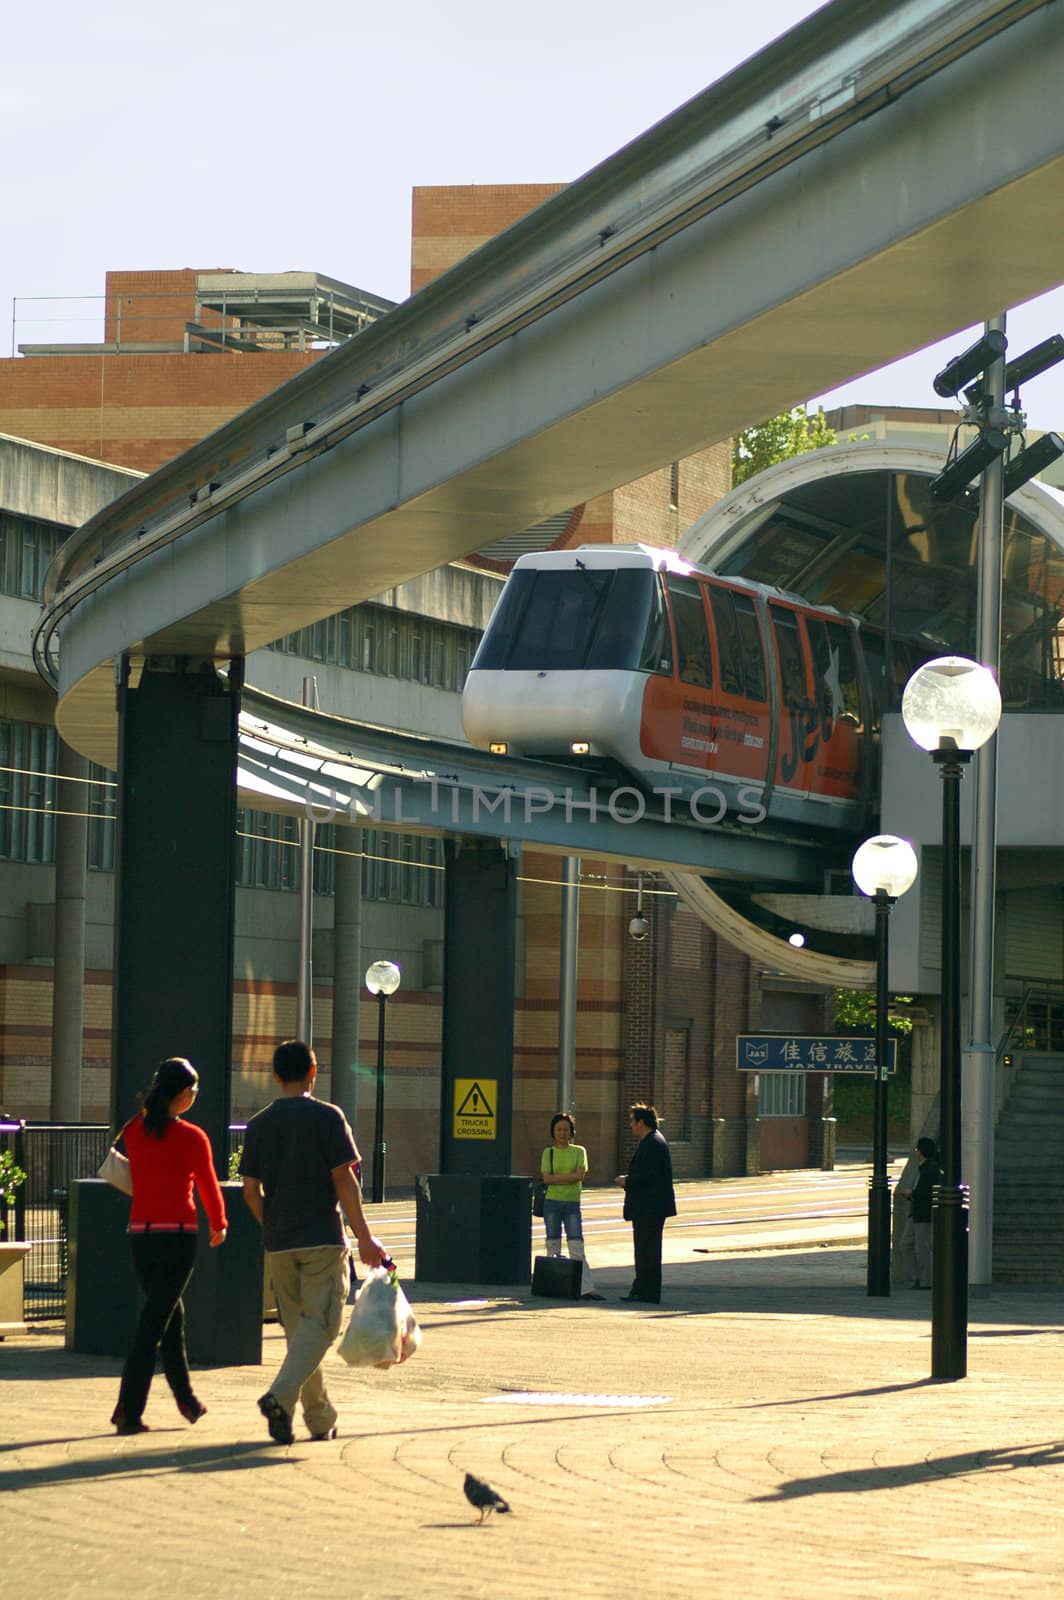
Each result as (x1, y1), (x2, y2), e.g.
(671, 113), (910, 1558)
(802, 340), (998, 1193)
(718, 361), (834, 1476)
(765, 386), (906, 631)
(570, 740), (590, 756)
(932, 330), (1007, 399)
(489, 741), (508, 755)
(787, 930), (806, 948)
(1002, 432), (1064, 497)
(929, 428), (1008, 502)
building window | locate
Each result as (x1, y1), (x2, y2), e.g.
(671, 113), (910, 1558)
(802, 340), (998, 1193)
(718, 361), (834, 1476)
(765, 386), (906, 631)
(0, 512), (63, 602)
(236, 810), (300, 891)
(758, 1073), (806, 1117)
(1003, 996), (1064, 1052)
(86, 764), (117, 871)
(235, 810), (444, 907)
(267, 601), (481, 691)
(0, 717), (57, 862)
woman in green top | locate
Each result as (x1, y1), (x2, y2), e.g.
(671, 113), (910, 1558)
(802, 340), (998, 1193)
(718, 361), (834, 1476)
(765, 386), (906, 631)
(541, 1112), (602, 1299)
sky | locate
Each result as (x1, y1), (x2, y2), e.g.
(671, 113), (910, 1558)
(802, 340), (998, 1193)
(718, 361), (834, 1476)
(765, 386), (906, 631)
(4, 0), (1063, 429)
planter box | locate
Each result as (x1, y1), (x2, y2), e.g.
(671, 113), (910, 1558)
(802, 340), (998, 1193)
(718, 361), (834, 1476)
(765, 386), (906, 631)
(0, 1241), (30, 1333)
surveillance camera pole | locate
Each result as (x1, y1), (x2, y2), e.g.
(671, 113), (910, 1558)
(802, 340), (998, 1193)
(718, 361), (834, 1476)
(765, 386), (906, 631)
(965, 316), (1006, 1288)
(557, 856), (580, 1115)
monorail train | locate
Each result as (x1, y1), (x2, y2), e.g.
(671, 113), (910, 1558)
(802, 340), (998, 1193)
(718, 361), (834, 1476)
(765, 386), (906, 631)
(461, 545), (931, 833)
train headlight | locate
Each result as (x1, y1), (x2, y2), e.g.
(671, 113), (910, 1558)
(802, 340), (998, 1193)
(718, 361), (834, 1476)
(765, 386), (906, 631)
(570, 740), (590, 755)
(489, 741), (508, 755)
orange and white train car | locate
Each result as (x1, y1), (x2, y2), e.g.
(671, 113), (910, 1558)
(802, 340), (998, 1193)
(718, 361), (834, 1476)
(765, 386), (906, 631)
(461, 544), (892, 833)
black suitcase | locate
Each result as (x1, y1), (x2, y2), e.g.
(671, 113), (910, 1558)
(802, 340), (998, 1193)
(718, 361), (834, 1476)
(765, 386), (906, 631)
(531, 1255), (582, 1299)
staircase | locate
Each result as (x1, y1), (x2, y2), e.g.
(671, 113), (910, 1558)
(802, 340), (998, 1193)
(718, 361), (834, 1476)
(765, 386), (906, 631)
(992, 1054), (1064, 1284)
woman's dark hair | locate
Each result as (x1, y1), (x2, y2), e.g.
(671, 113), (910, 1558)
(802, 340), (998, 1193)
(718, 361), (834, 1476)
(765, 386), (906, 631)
(630, 1103), (658, 1131)
(550, 1113), (575, 1138)
(142, 1057), (198, 1138)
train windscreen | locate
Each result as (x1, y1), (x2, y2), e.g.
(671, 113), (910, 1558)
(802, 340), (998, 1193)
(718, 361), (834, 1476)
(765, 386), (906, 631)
(471, 567), (668, 671)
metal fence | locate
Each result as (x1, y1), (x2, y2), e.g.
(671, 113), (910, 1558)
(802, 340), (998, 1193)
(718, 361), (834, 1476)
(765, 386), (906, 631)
(3, 1121), (251, 1321)
(2, 1121), (110, 1320)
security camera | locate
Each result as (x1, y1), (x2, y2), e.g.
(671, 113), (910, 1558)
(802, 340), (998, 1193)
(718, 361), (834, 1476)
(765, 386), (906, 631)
(628, 914), (650, 942)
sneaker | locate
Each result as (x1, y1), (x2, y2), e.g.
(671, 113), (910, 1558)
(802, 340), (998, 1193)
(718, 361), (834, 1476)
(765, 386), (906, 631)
(310, 1425), (339, 1441)
(176, 1396), (207, 1424)
(258, 1392), (294, 1445)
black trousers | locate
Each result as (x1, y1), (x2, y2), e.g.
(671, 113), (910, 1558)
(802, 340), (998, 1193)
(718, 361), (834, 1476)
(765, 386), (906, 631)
(631, 1215), (665, 1303)
(117, 1232), (197, 1421)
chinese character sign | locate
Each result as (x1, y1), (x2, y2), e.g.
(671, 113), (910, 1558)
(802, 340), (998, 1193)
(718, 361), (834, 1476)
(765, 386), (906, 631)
(736, 1036), (897, 1073)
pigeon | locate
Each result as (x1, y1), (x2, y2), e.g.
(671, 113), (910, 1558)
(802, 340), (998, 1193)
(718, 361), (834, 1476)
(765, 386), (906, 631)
(463, 1471), (510, 1523)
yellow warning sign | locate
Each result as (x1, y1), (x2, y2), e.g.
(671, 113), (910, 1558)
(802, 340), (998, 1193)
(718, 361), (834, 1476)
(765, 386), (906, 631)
(453, 1078), (497, 1140)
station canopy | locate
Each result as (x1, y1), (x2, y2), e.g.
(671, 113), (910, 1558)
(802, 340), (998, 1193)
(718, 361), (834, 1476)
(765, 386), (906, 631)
(681, 443), (1064, 712)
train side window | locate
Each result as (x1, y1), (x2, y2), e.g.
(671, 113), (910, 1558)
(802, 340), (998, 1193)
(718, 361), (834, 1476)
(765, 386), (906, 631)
(710, 588), (744, 695)
(825, 620), (863, 723)
(668, 577), (713, 688)
(770, 606), (808, 708)
(733, 593), (766, 701)
(807, 619), (835, 724)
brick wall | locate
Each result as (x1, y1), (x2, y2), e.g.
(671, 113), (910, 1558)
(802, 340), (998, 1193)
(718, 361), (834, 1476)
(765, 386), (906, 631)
(514, 850), (626, 1183)
(411, 184), (565, 293)
(102, 268), (227, 345)
(618, 889), (771, 1180)
(612, 445), (732, 549)
(0, 348), (321, 474)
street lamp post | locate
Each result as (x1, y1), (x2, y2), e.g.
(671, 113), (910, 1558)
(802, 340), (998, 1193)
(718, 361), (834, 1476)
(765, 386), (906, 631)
(901, 657), (1001, 1380)
(852, 835), (918, 1297)
(365, 960), (401, 1204)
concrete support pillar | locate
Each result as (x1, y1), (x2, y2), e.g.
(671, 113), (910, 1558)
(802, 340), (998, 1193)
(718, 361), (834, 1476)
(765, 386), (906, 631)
(439, 840), (516, 1175)
(50, 737), (88, 1120)
(112, 657), (240, 1166)
(331, 825), (363, 1133)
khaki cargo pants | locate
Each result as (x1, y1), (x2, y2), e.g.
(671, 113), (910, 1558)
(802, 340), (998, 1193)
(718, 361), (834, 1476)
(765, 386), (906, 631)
(267, 1245), (350, 1436)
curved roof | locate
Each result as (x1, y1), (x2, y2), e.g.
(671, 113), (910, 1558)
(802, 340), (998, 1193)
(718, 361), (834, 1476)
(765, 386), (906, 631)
(681, 442), (1064, 709)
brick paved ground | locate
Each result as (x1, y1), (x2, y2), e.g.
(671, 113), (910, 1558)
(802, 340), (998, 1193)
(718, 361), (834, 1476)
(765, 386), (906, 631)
(2, 1206), (1062, 1600)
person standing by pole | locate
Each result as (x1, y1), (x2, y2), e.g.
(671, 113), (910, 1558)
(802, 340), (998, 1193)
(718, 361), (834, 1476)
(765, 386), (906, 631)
(613, 1104), (676, 1304)
(900, 1135), (943, 1290)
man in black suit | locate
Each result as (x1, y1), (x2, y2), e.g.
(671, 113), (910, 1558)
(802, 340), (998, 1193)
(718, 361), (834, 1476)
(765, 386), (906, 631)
(613, 1103), (676, 1304)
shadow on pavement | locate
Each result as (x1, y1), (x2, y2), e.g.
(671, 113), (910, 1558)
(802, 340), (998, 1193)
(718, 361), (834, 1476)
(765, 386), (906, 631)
(0, 1440), (288, 1493)
(752, 1439), (1064, 1501)
(737, 1377), (939, 1408)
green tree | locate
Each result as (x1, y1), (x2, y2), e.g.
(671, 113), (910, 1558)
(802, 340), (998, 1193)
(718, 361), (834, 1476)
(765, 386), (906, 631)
(731, 406), (835, 488)
(0, 1149), (26, 1237)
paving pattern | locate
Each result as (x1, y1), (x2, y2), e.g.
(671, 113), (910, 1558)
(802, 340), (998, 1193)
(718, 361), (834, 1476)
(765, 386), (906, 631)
(2, 1241), (1063, 1600)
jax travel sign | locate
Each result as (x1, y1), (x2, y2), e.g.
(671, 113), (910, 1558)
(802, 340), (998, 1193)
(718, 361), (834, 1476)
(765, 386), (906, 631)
(736, 1036), (898, 1074)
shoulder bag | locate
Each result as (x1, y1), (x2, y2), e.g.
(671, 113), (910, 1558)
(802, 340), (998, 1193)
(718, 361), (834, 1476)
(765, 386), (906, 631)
(532, 1148), (553, 1218)
(97, 1128), (133, 1196)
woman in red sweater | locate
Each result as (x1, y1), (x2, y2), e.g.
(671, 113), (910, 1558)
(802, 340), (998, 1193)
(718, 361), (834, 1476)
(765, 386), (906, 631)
(110, 1057), (228, 1435)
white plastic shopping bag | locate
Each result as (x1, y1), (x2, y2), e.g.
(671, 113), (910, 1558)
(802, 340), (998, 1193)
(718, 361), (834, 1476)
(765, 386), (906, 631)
(338, 1265), (421, 1368)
